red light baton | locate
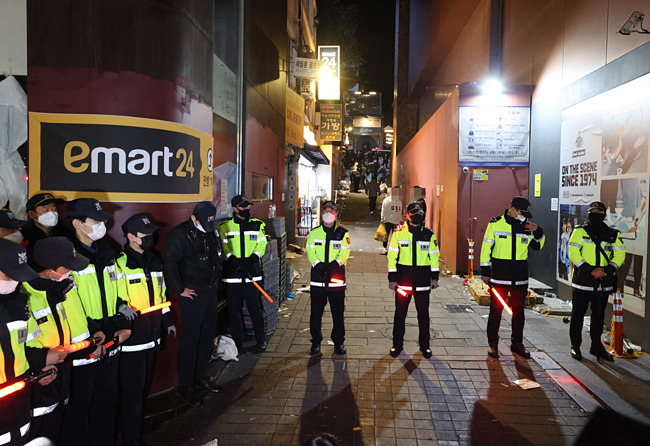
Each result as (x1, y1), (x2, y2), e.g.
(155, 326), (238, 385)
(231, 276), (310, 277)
(491, 287), (513, 316)
(137, 301), (171, 315)
(251, 279), (274, 303)
(55, 339), (93, 354)
(330, 278), (344, 284)
(0, 369), (56, 399)
(396, 287), (409, 297)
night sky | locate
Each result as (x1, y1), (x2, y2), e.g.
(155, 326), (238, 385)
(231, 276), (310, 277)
(317, 0), (396, 124)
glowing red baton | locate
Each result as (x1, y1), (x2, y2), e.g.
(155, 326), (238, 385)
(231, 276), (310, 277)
(491, 287), (513, 316)
(396, 287), (409, 297)
(56, 339), (93, 354)
(330, 278), (344, 284)
(0, 369), (55, 399)
(138, 301), (171, 315)
(252, 281), (274, 303)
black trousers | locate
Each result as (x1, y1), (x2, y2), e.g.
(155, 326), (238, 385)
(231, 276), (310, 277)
(61, 353), (119, 446)
(28, 359), (70, 443)
(570, 289), (609, 350)
(177, 290), (219, 387)
(382, 222), (395, 248)
(0, 383), (30, 446)
(226, 282), (265, 347)
(369, 196), (377, 212)
(119, 349), (156, 442)
(487, 285), (526, 345)
(310, 287), (345, 346)
(392, 290), (430, 348)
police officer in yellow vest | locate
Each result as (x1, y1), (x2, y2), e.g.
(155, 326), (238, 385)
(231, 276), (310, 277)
(387, 201), (439, 359)
(61, 198), (132, 446)
(306, 201), (351, 356)
(568, 201), (625, 362)
(23, 237), (90, 443)
(116, 215), (176, 445)
(0, 238), (58, 446)
(480, 196), (545, 359)
(218, 195), (268, 353)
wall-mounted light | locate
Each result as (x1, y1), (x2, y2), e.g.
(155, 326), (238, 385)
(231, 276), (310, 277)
(619, 12), (650, 35)
(482, 79), (503, 95)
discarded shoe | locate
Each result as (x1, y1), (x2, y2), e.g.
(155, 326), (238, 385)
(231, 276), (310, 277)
(510, 343), (531, 359)
(571, 347), (582, 361)
(389, 346), (402, 358)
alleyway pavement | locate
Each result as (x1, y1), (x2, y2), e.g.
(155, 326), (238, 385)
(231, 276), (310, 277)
(145, 192), (650, 445)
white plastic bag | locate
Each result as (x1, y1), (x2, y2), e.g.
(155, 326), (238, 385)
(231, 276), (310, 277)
(214, 335), (239, 361)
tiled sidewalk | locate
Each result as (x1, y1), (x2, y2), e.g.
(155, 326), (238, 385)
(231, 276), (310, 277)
(144, 193), (599, 445)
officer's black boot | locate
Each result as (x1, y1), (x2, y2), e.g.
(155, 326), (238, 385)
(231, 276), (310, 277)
(389, 345), (402, 358)
(510, 342), (531, 359)
(487, 341), (499, 358)
(571, 346), (582, 360)
(310, 343), (321, 356)
(334, 344), (347, 355)
(420, 345), (432, 359)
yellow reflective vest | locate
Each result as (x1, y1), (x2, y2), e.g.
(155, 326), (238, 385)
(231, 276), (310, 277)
(480, 213), (545, 286)
(0, 288), (40, 384)
(218, 217), (268, 283)
(22, 281), (72, 349)
(387, 224), (439, 291)
(306, 224), (351, 288)
(569, 224), (626, 292)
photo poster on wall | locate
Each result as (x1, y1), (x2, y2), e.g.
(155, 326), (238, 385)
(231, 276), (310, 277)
(559, 73), (650, 316)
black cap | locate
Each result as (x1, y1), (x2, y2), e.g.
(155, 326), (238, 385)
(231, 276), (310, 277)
(33, 237), (89, 271)
(0, 239), (38, 282)
(26, 193), (65, 212)
(193, 201), (217, 233)
(0, 209), (27, 229)
(588, 201), (607, 213)
(121, 214), (160, 236)
(406, 202), (424, 214)
(321, 200), (338, 212)
(231, 194), (252, 208)
(67, 198), (113, 221)
(511, 196), (532, 218)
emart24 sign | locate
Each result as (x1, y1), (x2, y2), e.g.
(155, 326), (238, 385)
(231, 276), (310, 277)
(29, 113), (214, 202)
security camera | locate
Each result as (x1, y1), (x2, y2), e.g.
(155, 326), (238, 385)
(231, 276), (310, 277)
(462, 167), (469, 173)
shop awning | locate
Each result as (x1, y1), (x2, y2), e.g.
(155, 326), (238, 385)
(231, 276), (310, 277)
(301, 143), (330, 165)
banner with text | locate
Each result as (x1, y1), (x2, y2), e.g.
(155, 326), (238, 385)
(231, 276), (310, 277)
(320, 104), (342, 142)
(285, 87), (305, 147)
(29, 113), (214, 202)
(558, 74), (649, 316)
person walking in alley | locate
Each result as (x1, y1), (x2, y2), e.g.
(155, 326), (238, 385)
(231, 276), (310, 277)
(306, 201), (351, 356)
(568, 201), (625, 362)
(387, 201), (439, 359)
(366, 175), (380, 214)
(380, 187), (403, 255)
(480, 196), (545, 359)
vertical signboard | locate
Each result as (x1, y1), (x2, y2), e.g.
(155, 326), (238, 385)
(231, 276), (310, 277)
(317, 45), (340, 101)
(459, 106), (530, 165)
(558, 73), (650, 316)
(285, 87), (305, 147)
(320, 104), (342, 142)
(29, 113), (214, 202)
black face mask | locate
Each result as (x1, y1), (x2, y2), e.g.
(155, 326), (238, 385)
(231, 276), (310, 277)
(588, 212), (606, 226)
(139, 234), (154, 250)
(408, 213), (424, 226)
(238, 208), (251, 219)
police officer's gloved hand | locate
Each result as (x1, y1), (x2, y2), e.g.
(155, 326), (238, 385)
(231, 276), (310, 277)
(314, 262), (329, 276)
(167, 324), (177, 340)
(430, 279), (439, 289)
(328, 260), (339, 271)
(118, 304), (138, 321)
(388, 281), (397, 291)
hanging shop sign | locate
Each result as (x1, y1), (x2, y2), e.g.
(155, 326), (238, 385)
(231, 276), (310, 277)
(317, 45), (340, 101)
(459, 106), (530, 166)
(286, 87), (305, 147)
(320, 104), (342, 142)
(28, 113), (213, 202)
(292, 57), (322, 79)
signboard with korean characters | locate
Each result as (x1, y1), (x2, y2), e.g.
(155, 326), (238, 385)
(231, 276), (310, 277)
(320, 104), (342, 142)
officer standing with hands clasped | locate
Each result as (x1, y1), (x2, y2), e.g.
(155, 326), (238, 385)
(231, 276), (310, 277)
(480, 196), (545, 359)
(218, 195), (268, 354)
(568, 201), (625, 362)
(306, 200), (351, 356)
(163, 202), (223, 407)
(117, 215), (176, 445)
(387, 201), (439, 359)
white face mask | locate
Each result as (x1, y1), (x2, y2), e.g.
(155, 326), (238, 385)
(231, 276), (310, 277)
(322, 213), (337, 224)
(515, 214), (526, 222)
(38, 211), (59, 228)
(0, 279), (19, 294)
(85, 221), (106, 241)
(50, 270), (72, 282)
(3, 231), (24, 244)
(195, 221), (206, 233)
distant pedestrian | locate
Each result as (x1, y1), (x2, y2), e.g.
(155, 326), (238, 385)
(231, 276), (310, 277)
(366, 176), (380, 214)
(377, 164), (387, 183)
(380, 188), (403, 254)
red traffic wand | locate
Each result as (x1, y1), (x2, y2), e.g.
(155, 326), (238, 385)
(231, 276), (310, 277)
(491, 287), (513, 316)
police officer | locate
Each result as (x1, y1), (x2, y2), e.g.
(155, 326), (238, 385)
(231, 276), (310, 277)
(306, 201), (351, 356)
(163, 202), (223, 407)
(61, 198), (132, 446)
(0, 238), (58, 446)
(480, 196), (545, 359)
(387, 201), (440, 358)
(116, 214), (176, 444)
(23, 237), (90, 442)
(568, 201), (625, 362)
(0, 207), (27, 245)
(21, 193), (66, 257)
(218, 195), (268, 354)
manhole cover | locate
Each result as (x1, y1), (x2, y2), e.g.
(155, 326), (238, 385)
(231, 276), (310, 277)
(443, 304), (474, 313)
(381, 324), (439, 340)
